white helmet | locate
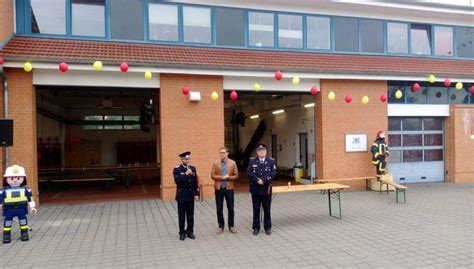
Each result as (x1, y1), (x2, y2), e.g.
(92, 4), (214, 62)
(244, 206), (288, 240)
(4, 165), (27, 178)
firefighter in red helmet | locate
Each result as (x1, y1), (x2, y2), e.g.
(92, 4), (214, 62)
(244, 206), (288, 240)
(371, 131), (390, 176)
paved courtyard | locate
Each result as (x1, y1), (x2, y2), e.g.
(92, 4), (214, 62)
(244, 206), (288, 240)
(0, 183), (473, 268)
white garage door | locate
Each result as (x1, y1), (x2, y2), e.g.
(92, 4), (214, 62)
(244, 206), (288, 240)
(388, 117), (445, 183)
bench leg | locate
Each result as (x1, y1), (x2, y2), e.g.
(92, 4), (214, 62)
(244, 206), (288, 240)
(328, 190), (342, 219)
(396, 189), (406, 204)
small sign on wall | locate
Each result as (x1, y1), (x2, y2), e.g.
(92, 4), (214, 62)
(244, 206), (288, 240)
(345, 133), (367, 152)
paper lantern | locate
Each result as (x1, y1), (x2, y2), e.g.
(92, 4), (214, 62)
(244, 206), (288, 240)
(395, 90), (403, 99)
(120, 62), (128, 72)
(428, 74), (436, 83)
(211, 91), (219, 101)
(443, 79), (451, 87)
(254, 83), (261, 92)
(181, 86), (190, 95)
(144, 71), (152, 80)
(23, 62), (32, 72)
(292, 77), (300, 85)
(327, 91), (335, 101)
(274, 70), (283, 81)
(361, 96), (369, 104)
(345, 95), (352, 103)
(412, 83), (420, 92)
(455, 82), (463, 90)
(380, 95), (387, 102)
(59, 62), (68, 73)
(470, 85), (474, 94)
(93, 61), (102, 71)
(230, 90), (238, 101)
(310, 86), (319, 95)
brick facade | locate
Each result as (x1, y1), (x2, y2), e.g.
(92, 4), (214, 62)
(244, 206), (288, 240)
(315, 80), (388, 189)
(159, 74), (224, 200)
(0, 0), (14, 45)
(445, 105), (474, 183)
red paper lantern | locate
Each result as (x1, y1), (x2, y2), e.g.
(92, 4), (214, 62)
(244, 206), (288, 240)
(274, 70), (283, 81)
(345, 95), (352, 103)
(59, 62), (68, 72)
(310, 86), (319, 95)
(443, 79), (451, 87)
(230, 90), (238, 101)
(120, 62), (129, 72)
(412, 83), (420, 92)
(470, 85), (474, 94)
(380, 94), (387, 102)
(181, 86), (190, 95)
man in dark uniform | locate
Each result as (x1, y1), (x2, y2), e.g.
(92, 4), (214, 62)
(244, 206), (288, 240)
(173, 151), (199, 241)
(247, 143), (276, 236)
(371, 131), (390, 177)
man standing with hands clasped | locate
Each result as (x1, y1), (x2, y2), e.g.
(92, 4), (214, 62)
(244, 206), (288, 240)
(173, 151), (199, 241)
(247, 143), (276, 236)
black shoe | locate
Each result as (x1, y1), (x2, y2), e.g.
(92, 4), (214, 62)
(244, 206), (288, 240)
(3, 231), (11, 244)
(265, 229), (272, 235)
(187, 234), (196, 240)
(21, 229), (29, 241)
(253, 229), (259, 236)
(179, 234), (186, 241)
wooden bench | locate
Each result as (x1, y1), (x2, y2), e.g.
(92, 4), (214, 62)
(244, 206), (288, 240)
(272, 183), (350, 219)
(378, 177), (407, 204)
(315, 176), (377, 191)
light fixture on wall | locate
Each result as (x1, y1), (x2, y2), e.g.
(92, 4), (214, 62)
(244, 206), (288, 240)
(272, 109), (285, 115)
(189, 91), (201, 102)
(304, 103), (315, 108)
(250, 115), (259, 119)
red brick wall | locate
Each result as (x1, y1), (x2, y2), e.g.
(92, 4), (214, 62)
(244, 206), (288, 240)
(0, 0), (14, 44)
(445, 105), (474, 183)
(3, 68), (38, 201)
(315, 79), (388, 189)
(159, 74), (224, 200)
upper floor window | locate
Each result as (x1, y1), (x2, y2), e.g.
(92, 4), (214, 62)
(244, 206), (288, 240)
(183, 6), (211, 43)
(306, 16), (330, 50)
(434, 26), (453, 56)
(110, 0), (144, 40)
(72, 0), (105, 37)
(148, 4), (179, 42)
(360, 19), (384, 53)
(249, 12), (274, 47)
(278, 14), (303, 49)
(216, 8), (244, 47)
(411, 24), (432, 55)
(31, 0), (66, 35)
(455, 27), (474, 58)
(334, 17), (359, 52)
(387, 22), (408, 54)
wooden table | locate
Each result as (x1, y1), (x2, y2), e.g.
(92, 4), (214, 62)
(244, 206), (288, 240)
(272, 183), (350, 219)
(315, 176), (376, 191)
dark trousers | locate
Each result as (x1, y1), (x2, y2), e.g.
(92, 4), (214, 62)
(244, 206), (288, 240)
(376, 160), (387, 175)
(252, 194), (271, 230)
(177, 200), (194, 235)
(215, 188), (235, 228)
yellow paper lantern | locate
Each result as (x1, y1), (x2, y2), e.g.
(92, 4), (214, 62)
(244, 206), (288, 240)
(93, 61), (103, 71)
(428, 74), (436, 83)
(455, 82), (463, 90)
(292, 76), (300, 85)
(361, 95), (369, 104)
(211, 91), (219, 101)
(328, 91), (335, 101)
(144, 71), (152, 80)
(395, 90), (403, 99)
(254, 83), (261, 92)
(23, 62), (32, 72)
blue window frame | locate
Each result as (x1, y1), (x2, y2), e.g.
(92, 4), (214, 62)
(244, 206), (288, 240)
(248, 11), (275, 48)
(333, 17), (359, 52)
(72, 0), (105, 37)
(182, 6), (212, 44)
(306, 16), (331, 50)
(30, 0), (66, 35)
(387, 22), (409, 54)
(278, 14), (303, 49)
(434, 26), (453, 57)
(148, 3), (179, 42)
(455, 26), (474, 58)
(410, 24), (432, 55)
(360, 19), (384, 53)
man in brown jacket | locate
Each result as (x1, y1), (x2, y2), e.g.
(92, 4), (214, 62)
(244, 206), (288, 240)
(211, 146), (239, 234)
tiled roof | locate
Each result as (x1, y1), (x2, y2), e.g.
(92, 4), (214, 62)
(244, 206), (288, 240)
(1, 36), (473, 78)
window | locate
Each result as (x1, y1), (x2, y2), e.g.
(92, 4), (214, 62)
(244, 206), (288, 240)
(388, 134), (401, 147)
(403, 134), (422, 147)
(411, 24), (432, 55)
(278, 14), (303, 49)
(427, 87), (448, 104)
(334, 17), (359, 52)
(83, 115), (140, 130)
(424, 134), (443, 146)
(434, 26), (453, 56)
(249, 12), (274, 47)
(360, 19), (383, 53)
(402, 118), (422, 131)
(110, 0), (144, 40)
(390, 150), (402, 163)
(306, 16), (330, 50)
(403, 150), (423, 162)
(124, 116), (140, 130)
(149, 4), (179, 42)
(216, 8), (244, 46)
(387, 22), (408, 54)
(423, 118), (442, 130)
(388, 86), (406, 104)
(84, 115), (104, 130)
(455, 27), (474, 58)
(388, 118), (401, 131)
(31, 0), (66, 34)
(424, 149), (443, 161)
(72, 0), (105, 37)
(183, 6), (211, 43)
(449, 87), (469, 104)
(104, 115), (123, 130)
(406, 85), (427, 104)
